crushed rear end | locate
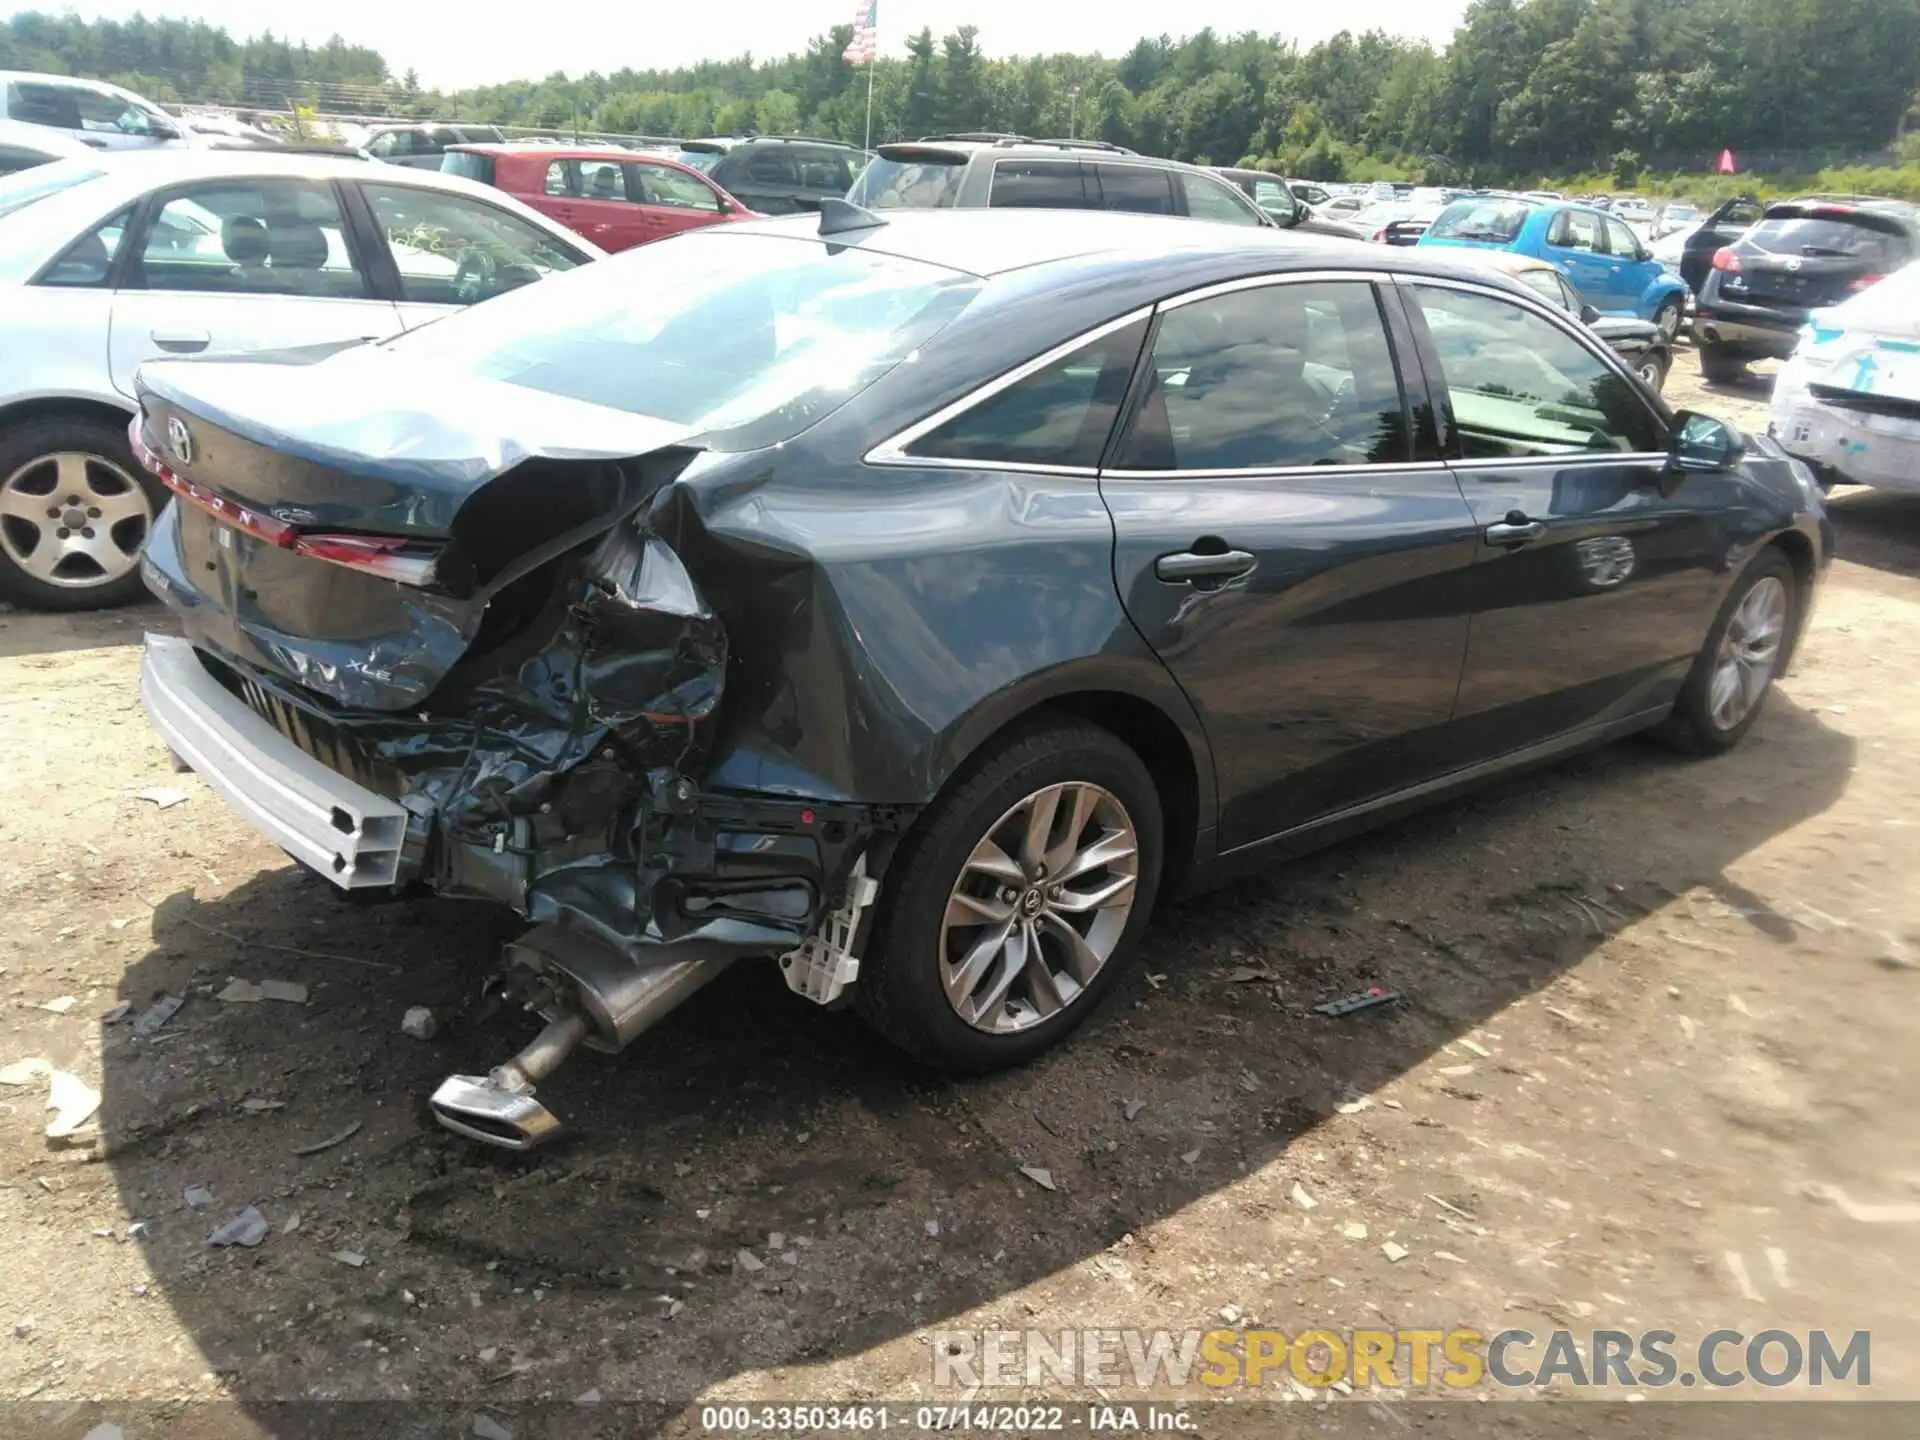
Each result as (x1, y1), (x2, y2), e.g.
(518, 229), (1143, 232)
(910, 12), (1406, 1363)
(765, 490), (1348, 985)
(134, 350), (897, 1147)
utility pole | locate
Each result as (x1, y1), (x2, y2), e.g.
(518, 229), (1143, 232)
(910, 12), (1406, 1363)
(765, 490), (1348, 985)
(1068, 83), (1081, 140)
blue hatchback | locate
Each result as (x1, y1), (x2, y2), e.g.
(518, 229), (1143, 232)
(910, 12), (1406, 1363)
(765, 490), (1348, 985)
(1419, 197), (1689, 339)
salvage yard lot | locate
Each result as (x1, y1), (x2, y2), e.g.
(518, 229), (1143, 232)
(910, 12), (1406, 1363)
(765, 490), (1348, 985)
(2, 348), (1918, 1430)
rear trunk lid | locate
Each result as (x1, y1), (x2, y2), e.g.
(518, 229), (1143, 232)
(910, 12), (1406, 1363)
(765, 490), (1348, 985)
(135, 348), (701, 712)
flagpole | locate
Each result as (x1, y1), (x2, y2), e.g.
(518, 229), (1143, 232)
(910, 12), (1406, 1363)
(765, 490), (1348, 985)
(863, 59), (875, 152)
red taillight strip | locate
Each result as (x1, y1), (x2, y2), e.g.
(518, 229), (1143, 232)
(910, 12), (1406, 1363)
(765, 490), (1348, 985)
(130, 415), (440, 586)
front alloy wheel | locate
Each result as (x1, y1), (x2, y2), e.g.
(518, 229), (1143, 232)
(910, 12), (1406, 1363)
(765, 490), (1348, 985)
(1707, 575), (1787, 733)
(940, 781), (1139, 1034)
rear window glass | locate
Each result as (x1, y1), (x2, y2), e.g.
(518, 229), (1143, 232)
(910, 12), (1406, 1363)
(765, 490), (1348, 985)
(441, 151), (495, 186)
(1745, 214), (1904, 261)
(385, 231), (981, 452)
(674, 149), (722, 174)
(851, 155), (966, 208)
(1428, 199), (1532, 243)
(0, 161), (106, 220)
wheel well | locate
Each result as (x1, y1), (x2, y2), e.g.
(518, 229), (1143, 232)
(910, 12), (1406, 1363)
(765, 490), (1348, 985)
(0, 396), (135, 442)
(1031, 691), (1203, 893)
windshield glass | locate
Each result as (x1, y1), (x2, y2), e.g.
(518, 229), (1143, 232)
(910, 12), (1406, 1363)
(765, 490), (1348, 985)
(1428, 198), (1532, 243)
(385, 229), (981, 451)
(0, 160), (106, 220)
(847, 155), (966, 208)
(674, 149), (721, 174)
(440, 151), (495, 185)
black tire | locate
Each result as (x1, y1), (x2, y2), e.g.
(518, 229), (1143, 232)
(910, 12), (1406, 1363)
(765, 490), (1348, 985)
(0, 413), (162, 611)
(1651, 296), (1684, 343)
(1635, 350), (1670, 394)
(1698, 343), (1747, 385)
(1659, 548), (1798, 757)
(855, 718), (1164, 1073)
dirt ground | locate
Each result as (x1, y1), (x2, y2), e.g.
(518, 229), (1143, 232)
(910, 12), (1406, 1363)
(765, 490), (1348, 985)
(3, 345), (1919, 1437)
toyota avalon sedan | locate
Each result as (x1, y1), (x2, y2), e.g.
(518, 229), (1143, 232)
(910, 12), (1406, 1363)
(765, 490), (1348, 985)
(132, 206), (1831, 1148)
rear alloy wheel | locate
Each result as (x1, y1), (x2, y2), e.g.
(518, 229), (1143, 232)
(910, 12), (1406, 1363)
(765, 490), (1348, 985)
(856, 720), (1163, 1072)
(1651, 296), (1684, 342)
(1661, 549), (1796, 756)
(0, 416), (161, 610)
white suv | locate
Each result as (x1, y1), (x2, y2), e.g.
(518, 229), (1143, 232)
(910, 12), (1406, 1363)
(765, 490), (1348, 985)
(0, 150), (603, 608)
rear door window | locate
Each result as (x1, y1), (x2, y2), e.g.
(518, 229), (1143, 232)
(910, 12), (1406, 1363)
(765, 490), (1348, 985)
(132, 181), (369, 298)
(1115, 281), (1408, 470)
(543, 160), (573, 196)
(744, 149), (799, 186)
(37, 205), (133, 287)
(441, 151), (495, 186)
(6, 82), (82, 129)
(906, 319), (1148, 468)
(1547, 209), (1603, 252)
(1092, 164), (1176, 216)
(577, 158), (630, 201)
(989, 160), (1087, 208)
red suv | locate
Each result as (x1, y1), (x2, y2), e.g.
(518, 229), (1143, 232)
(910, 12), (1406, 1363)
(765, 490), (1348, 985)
(442, 144), (755, 251)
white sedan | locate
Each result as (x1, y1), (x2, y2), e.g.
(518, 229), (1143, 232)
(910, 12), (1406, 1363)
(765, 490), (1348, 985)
(0, 150), (602, 608)
(1771, 262), (1920, 492)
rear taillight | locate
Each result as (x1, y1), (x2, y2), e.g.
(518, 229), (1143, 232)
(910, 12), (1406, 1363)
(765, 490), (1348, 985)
(1711, 247), (1741, 273)
(131, 416), (441, 587)
(290, 533), (439, 586)
(1848, 273), (1885, 294)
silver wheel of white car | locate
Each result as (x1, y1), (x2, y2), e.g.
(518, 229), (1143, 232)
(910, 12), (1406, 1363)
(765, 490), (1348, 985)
(1652, 297), (1683, 342)
(939, 780), (1140, 1035)
(0, 416), (163, 611)
(0, 452), (152, 590)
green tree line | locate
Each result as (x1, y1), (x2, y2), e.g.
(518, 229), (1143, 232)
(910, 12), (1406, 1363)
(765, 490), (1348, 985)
(4, 0), (1918, 183)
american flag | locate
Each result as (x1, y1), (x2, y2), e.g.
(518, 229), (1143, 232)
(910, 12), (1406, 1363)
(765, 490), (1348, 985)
(843, 0), (878, 65)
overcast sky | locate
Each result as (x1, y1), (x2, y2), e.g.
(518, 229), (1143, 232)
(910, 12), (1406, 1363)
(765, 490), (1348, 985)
(36, 0), (1472, 89)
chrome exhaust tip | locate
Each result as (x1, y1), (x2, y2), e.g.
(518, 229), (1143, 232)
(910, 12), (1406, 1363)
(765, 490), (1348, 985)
(429, 925), (739, 1150)
(429, 1073), (565, 1151)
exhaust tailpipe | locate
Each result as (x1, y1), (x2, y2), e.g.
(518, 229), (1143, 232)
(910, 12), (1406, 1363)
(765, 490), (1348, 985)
(430, 924), (735, 1150)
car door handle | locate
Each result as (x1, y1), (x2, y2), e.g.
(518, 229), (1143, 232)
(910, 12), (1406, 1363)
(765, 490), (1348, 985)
(1155, 548), (1257, 582)
(1485, 520), (1547, 545)
(150, 328), (209, 353)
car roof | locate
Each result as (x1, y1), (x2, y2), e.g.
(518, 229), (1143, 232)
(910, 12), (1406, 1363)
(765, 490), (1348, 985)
(684, 134), (857, 152)
(0, 69), (143, 100)
(719, 206), (1527, 286)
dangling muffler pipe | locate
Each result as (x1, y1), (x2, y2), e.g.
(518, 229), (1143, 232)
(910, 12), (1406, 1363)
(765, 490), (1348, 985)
(430, 924), (737, 1150)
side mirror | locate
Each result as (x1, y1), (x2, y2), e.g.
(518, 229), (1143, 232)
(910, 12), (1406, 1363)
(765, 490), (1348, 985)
(1670, 410), (1745, 473)
(1579, 302), (1601, 324)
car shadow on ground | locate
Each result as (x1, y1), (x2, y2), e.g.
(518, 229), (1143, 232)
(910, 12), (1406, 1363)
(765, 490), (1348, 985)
(91, 693), (1854, 1434)
(0, 599), (159, 660)
(1825, 487), (1920, 581)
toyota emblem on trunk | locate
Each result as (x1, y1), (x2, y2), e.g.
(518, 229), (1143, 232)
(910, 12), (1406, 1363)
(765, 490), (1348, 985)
(166, 417), (193, 466)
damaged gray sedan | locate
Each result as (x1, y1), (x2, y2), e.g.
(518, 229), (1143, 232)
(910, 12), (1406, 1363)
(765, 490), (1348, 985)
(133, 204), (1829, 1148)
